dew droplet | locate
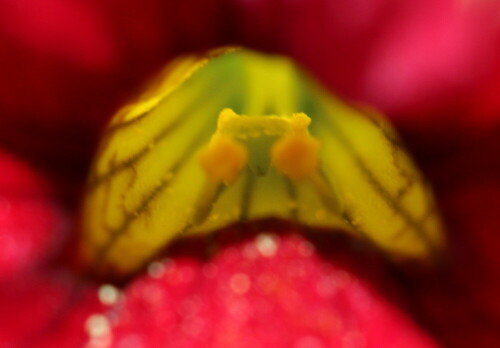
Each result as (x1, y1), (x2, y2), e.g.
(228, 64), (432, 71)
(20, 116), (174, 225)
(85, 314), (112, 347)
(98, 284), (121, 305)
(86, 314), (110, 338)
(147, 261), (166, 278)
(229, 273), (251, 294)
(255, 233), (278, 257)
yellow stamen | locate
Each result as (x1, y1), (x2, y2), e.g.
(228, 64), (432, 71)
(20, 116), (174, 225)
(271, 113), (320, 180)
(198, 134), (248, 185)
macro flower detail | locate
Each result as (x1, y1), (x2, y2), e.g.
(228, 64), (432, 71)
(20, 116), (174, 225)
(79, 49), (444, 278)
(2, 0), (500, 347)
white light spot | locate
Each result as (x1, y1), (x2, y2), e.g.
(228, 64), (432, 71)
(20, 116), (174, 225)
(147, 261), (166, 278)
(229, 273), (251, 294)
(85, 314), (112, 347)
(86, 314), (110, 338)
(98, 284), (120, 305)
(255, 234), (278, 257)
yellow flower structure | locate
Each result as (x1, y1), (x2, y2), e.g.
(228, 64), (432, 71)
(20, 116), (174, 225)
(79, 49), (445, 278)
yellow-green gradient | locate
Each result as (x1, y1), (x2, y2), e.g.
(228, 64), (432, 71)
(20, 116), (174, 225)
(80, 48), (445, 277)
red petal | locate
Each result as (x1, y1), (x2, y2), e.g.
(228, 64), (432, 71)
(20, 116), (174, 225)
(0, 150), (65, 282)
(403, 126), (500, 347)
(0, 269), (103, 347)
(102, 227), (438, 348)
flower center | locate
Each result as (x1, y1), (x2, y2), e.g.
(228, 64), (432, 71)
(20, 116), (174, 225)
(78, 48), (445, 279)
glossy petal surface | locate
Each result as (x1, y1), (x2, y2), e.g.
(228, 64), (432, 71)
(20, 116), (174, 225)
(95, 228), (438, 348)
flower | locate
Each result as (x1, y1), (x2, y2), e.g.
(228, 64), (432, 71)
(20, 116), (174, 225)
(1, 0), (500, 347)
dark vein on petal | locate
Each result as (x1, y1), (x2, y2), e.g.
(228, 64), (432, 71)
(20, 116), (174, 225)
(392, 208), (437, 241)
(322, 110), (439, 258)
(340, 209), (380, 249)
(88, 114), (187, 190)
(239, 171), (254, 221)
(366, 114), (419, 202)
(131, 183), (227, 276)
(314, 168), (378, 246)
(107, 106), (161, 133)
(364, 112), (403, 147)
(316, 169), (342, 214)
(284, 176), (299, 220)
(389, 141), (416, 201)
(190, 184), (227, 227)
(90, 127), (208, 270)
(99, 153), (116, 232)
